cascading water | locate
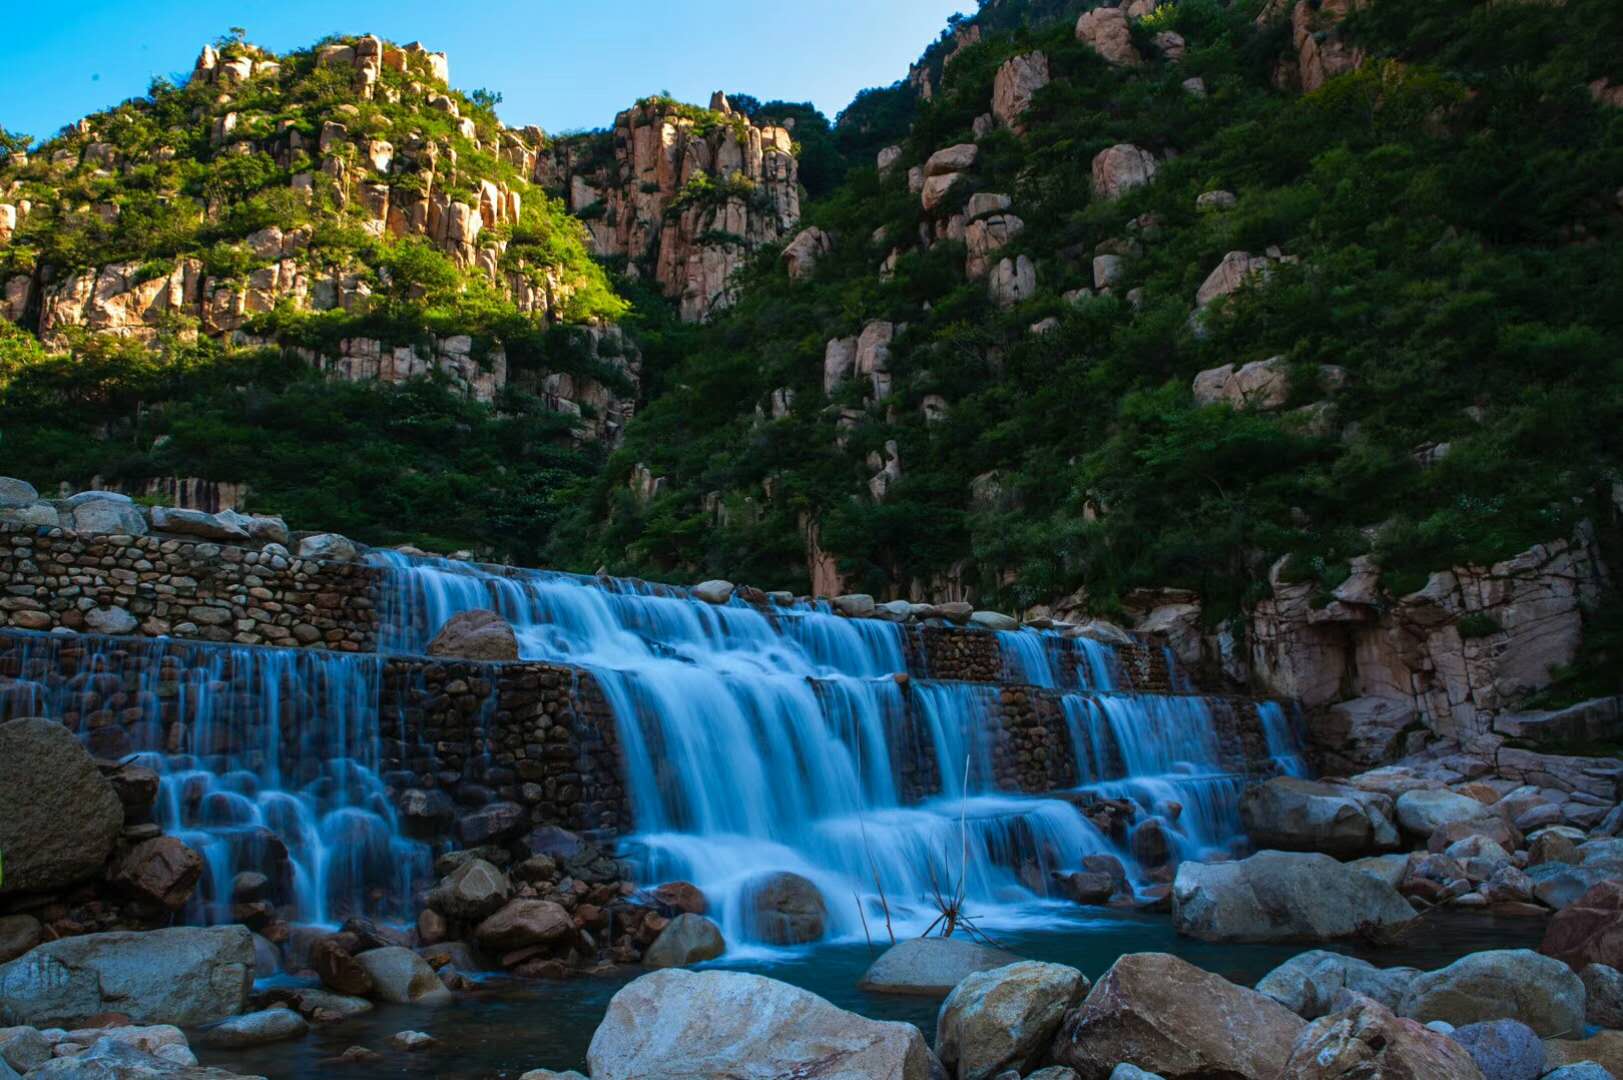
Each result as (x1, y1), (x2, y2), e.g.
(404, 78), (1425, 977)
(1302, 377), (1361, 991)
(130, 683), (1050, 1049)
(370, 551), (1308, 948)
(1259, 700), (1310, 777)
(0, 631), (430, 926)
(373, 553), (1132, 947)
(996, 629), (1118, 691)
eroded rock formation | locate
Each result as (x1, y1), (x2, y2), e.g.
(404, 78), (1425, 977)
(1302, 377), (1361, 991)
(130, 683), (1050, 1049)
(541, 95), (801, 321)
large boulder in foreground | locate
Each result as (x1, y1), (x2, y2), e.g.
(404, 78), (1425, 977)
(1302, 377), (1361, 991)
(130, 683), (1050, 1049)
(1256, 949), (1419, 1019)
(0, 718), (125, 894)
(0, 925), (253, 1026)
(1281, 992), (1485, 1079)
(1541, 880), (1623, 971)
(24, 1035), (262, 1079)
(1397, 948), (1584, 1036)
(1051, 952), (1305, 1080)
(427, 609), (519, 661)
(1239, 777), (1400, 857)
(1172, 850), (1417, 943)
(586, 968), (940, 1080)
(858, 937), (1022, 998)
(936, 960), (1088, 1080)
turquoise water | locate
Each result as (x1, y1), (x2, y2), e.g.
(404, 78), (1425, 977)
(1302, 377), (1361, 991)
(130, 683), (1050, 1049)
(201, 910), (1547, 1079)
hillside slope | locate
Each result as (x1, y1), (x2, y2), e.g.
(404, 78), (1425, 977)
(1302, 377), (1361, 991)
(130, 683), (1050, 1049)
(2, 1), (1621, 709)
(554, 0), (1623, 655)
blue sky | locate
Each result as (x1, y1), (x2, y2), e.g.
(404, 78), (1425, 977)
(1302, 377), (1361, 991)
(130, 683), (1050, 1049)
(0, 1), (975, 144)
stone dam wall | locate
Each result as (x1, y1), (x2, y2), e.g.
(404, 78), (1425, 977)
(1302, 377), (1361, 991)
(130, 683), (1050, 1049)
(0, 522), (379, 650)
(0, 627), (1281, 848)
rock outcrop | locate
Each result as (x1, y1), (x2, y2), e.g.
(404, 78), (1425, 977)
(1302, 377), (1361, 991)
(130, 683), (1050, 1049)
(993, 53), (1051, 132)
(4, 38), (640, 441)
(543, 95), (800, 322)
(1251, 532), (1607, 764)
(1076, 8), (1143, 67)
(1092, 145), (1158, 200)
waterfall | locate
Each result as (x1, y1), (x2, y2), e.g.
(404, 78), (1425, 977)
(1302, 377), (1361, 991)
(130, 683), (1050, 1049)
(995, 629), (1119, 691)
(0, 631), (430, 927)
(1258, 700), (1310, 777)
(370, 553), (1128, 946)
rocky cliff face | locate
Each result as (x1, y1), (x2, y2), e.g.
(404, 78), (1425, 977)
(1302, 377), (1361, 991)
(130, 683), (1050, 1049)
(540, 94), (801, 322)
(0, 36), (637, 432)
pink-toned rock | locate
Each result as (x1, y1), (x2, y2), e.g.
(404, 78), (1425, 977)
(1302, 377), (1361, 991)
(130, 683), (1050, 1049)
(1281, 993), (1483, 1079)
(992, 52), (1051, 132)
(426, 609), (519, 661)
(116, 836), (204, 911)
(781, 227), (832, 281)
(1091, 144), (1159, 200)
(1076, 8), (1143, 67)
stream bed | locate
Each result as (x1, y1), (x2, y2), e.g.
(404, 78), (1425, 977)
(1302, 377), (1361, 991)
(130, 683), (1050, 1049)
(202, 910), (1547, 1079)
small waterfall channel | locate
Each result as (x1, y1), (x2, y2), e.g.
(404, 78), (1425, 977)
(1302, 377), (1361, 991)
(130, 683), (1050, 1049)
(371, 552), (1307, 950)
(0, 632), (430, 927)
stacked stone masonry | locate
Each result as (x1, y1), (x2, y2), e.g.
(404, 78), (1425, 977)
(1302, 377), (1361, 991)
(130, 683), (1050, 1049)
(0, 523), (379, 651)
(0, 626), (1282, 843)
(380, 658), (629, 838)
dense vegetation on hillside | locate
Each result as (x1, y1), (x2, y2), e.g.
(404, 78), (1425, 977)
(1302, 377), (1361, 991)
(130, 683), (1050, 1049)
(2, 0), (1622, 666)
(0, 33), (626, 556)
(553, 0), (1623, 631)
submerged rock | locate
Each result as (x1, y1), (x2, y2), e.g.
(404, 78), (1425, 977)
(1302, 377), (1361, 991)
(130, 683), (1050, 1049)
(196, 1007), (310, 1048)
(936, 960), (1088, 1080)
(858, 937), (1022, 998)
(587, 968), (940, 1080)
(1051, 952), (1304, 1080)
(1172, 850), (1417, 943)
